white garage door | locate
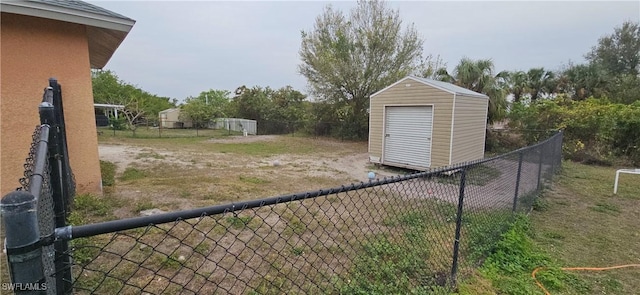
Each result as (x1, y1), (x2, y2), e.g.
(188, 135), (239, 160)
(383, 106), (433, 169)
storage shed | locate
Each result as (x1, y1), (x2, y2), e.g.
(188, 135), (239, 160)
(368, 76), (489, 170)
(159, 108), (193, 128)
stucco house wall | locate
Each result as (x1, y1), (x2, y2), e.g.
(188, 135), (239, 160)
(1, 13), (102, 194)
(1, 1), (134, 195)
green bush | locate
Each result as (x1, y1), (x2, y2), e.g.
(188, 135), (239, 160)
(108, 116), (127, 130)
(99, 160), (116, 187)
(509, 97), (640, 165)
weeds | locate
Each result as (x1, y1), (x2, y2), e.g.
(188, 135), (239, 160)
(69, 193), (116, 223)
(120, 167), (147, 181)
(472, 215), (589, 295)
(338, 210), (449, 294)
(100, 160), (116, 186)
(225, 215), (254, 230)
(134, 198), (155, 213)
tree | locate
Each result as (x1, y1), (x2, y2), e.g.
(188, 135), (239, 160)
(299, 0), (424, 139)
(181, 89), (230, 127)
(92, 70), (175, 134)
(420, 54), (447, 79)
(435, 58), (507, 123)
(583, 21), (640, 104)
(557, 63), (609, 100)
(230, 86), (273, 122)
(229, 85), (308, 134)
(586, 21), (640, 77)
(497, 70), (528, 103)
(526, 68), (556, 101)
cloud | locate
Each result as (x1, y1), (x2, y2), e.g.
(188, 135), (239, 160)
(92, 1), (639, 100)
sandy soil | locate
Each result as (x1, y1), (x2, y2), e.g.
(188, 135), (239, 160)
(99, 138), (378, 185)
(98, 135), (541, 214)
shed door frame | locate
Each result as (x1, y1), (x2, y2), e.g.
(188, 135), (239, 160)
(382, 104), (435, 169)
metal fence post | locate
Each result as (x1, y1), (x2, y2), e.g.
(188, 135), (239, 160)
(1, 191), (47, 294)
(450, 168), (466, 287)
(550, 137), (556, 174)
(44, 82), (73, 294)
(512, 152), (524, 213)
(554, 134), (562, 173)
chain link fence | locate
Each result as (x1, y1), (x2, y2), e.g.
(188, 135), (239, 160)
(1, 80), (76, 294)
(2, 79), (562, 294)
(56, 132), (561, 294)
(96, 119), (359, 139)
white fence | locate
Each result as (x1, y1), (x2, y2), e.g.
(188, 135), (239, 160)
(210, 118), (257, 135)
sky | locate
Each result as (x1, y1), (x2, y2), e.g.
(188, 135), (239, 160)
(91, 1), (640, 101)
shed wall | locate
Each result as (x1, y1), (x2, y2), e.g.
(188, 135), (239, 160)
(450, 94), (488, 164)
(369, 78), (454, 168)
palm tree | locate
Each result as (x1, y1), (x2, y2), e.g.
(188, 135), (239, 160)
(435, 58), (507, 124)
(497, 70), (529, 103)
(558, 64), (608, 100)
(527, 68), (556, 101)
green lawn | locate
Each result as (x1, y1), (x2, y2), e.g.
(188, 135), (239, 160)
(530, 161), (640, 294)
(460, 161), (640, 294)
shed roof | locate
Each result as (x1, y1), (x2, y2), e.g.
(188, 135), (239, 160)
(94, 103), (124, 109)
(371, 76), (489, 99)
(1, 0), (135, 69)
(159, 108), (180, 114)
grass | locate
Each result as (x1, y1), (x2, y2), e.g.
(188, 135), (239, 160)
(225, 215), (254, 229)
(460, 161), (640, 294)
(98, 126), (238, 139)
(239, 175), (270, 184)
(338, 208), (454, 294)
(78, 133), (640, 294)
(94, 135), (366, 213)
(527, 161), (640, 294)
(120, 167), (147, 181)
(68, 193), (117, 224)
(100, 160), (116, 186)
(462, 216), (589, 295)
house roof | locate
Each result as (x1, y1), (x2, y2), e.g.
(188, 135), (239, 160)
(1, 0), (135, 69)
(371, 76), (489, 99)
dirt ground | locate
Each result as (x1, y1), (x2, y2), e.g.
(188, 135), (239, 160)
(97, 135), (406, 217)
(99, 135), (546, 215)
(99, 136), (386, 183)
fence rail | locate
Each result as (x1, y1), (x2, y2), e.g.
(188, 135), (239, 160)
(2, 79), (563, 294)
(97, 119), (367, 139)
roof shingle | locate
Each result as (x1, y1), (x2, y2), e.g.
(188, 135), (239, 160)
(26, 0), (133, 20)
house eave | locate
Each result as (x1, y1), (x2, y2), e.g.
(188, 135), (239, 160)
(1, 1), (135, 69)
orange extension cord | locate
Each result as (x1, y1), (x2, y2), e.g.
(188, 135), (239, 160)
(532, 264), (640, 295)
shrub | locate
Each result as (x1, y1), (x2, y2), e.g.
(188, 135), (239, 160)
(508, 97), (640, 165)
(108, 116), (127, 130)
